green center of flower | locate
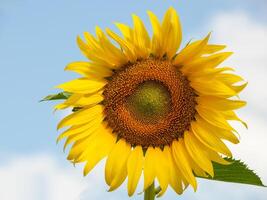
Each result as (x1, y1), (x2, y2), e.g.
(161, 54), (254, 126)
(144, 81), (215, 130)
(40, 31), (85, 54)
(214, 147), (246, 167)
(126, 81), (171, 123)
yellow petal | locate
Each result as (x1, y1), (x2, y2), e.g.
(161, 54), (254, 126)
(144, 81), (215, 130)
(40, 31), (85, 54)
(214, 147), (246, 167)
(197, 96), (246, 111)
(143, 146), (157, 190)
(185, 133), (230, 166)
(132, 14), (151, 58)
(57, 105), (103, 129)
(192, 134), (230, 165)
(57, 114), (104, 143)
(106, 28), (136, 61)
(228, 82), (248, 94)
(174, 33), (210, 66)
(181, 52), (233, 74)
(215, 129), (240, 144)
(191, 79), (236, 97)
(154, 147), (169, 196)
(72, 93), (103, 107)
(184, 131), (214, 176)
(202, 44), (226, 54)
(56, 78), (106, 94)
(171, 140), (197, 190)
(193, 116), (239, 144)
(206, 149), (230, 165)
(83, 30), (120, 68)
(105, 139), (131, 191)
(83, 32), (99, 49)
(115, 23), (133, 42)
(186, 67), (235, 79)
(147, 10), (162, 57)
(66, 126), (101, 161)
(191, 116), (232, 157)
(184, 40), (226, 55)
(65, 61), (112, 78)
(54, 103), (69, 110)
(216, 73), (244, 85)
(161, 7), (182, 58)
(54, 94), (82, 110)
(63, 117), (103, 151)
(148, 7), (181, 58)
(83, 128), (116, 175)
(95, 26), (127, 67)
(55, 92), (103, 110)
(221, 110), (248, 129)
(196, 105), (233, 130)
(127, 146), (144, 196)
(77, 36), (109, 66)
(163, 146), (183, 195)
(184, 148), (207, 178)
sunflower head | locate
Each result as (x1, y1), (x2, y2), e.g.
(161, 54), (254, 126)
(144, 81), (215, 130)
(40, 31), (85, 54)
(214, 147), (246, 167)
(56, 7), (247, 197)
(102, 58), (197, 148)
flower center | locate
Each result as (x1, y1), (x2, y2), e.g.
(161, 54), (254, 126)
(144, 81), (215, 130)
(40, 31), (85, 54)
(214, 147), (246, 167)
(126, 81), (171, 123)
(103, 59), (197, 147)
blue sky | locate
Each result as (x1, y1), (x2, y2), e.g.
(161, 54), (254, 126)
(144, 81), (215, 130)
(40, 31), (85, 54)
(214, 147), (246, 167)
(0, 0), (267, 200)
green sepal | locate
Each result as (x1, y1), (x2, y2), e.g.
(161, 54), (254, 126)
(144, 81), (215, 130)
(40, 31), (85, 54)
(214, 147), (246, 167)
(40, 92), (72, 102)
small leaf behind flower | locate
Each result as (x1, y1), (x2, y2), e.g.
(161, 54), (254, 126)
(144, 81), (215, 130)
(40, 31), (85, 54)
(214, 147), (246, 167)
(197, 158), (265, 187)
(40, 92), (72, 102)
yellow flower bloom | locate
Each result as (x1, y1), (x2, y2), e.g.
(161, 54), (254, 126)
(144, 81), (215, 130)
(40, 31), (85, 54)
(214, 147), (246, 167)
(56, 7), (247, 196)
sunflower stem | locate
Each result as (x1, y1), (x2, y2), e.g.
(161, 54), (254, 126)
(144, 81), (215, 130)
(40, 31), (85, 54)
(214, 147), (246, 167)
(144, 182), (155, 200)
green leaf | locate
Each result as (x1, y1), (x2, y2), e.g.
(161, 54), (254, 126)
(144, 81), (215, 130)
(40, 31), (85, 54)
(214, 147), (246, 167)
(40, 92), (72, 102)
(198, 158), (265, 187)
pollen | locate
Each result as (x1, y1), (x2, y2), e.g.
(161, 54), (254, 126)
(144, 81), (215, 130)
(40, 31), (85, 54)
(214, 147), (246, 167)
(103, 59), (197, 147)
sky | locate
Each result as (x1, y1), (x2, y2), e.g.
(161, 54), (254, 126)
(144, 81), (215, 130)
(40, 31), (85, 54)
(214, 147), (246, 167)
(0, 0), (267, 199)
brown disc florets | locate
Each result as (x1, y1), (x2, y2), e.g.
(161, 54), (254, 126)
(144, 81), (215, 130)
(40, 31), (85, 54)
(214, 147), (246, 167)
(103, 59), (197, 147)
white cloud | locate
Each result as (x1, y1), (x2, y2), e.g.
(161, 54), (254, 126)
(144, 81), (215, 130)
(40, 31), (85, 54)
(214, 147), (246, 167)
(0, 154), (88, 200)
(0, 153), (133, 200)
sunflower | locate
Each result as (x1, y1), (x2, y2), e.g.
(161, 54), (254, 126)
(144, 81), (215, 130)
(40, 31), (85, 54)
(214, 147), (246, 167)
(55, 7), (247, 197)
